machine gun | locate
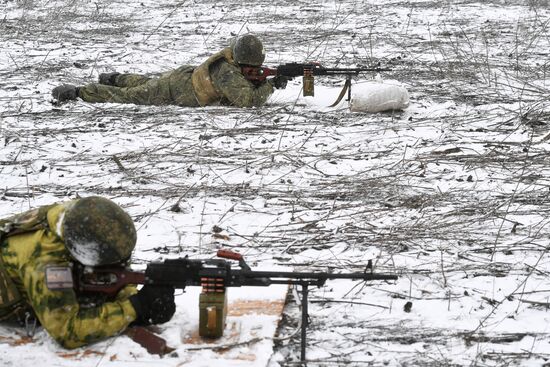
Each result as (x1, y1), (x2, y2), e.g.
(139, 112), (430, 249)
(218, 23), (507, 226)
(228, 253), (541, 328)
(74, 249), (397, 361)
(241, 62), (391, 106)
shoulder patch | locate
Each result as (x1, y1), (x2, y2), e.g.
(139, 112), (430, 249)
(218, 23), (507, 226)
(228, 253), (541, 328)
(45, 266), (74, 291)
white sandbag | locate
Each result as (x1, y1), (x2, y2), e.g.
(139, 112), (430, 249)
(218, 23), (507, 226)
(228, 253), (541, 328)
(350, 82), (409, 113)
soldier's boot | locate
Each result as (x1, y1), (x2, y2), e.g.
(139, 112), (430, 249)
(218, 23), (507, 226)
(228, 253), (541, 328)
(51, 84), (80, 102)
(98, 72), (120, 86)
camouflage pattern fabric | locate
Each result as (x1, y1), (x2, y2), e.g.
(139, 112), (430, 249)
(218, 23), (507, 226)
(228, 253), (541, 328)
(0, 256), (21, 314)
(0, 203), (137, 348)
(0, 204), (56, 238)
(0, 204), (60, 318)
(79, 65), (199, 106)
(209, 61), (273, 107)
(192, 48), (235, 106)
(78, 51), (274, 108)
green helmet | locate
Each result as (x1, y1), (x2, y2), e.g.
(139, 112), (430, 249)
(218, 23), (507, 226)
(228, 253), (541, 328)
(63, 196), (136, 266)
(231, 34), (265, 66)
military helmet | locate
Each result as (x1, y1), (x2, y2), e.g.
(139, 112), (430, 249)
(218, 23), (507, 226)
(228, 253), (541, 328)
(63, 196), (136, 266)
(231, 34), (265, 66)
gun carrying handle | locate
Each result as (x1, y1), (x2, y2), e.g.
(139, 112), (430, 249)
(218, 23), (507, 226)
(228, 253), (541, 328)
(217, 249), (243, 261)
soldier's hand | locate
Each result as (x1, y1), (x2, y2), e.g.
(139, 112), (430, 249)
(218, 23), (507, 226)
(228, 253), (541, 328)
(271, 76), (289, 90)
(129, 285), (176, 325)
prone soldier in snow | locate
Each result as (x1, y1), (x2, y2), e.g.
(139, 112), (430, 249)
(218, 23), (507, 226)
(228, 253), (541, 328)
(0, 196), (176, 348)
(52, 34), (288, 108)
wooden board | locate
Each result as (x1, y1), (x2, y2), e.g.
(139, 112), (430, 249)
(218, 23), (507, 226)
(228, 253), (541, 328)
(177, 285), (289, 366)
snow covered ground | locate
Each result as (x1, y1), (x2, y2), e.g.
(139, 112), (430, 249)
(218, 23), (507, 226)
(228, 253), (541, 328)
(1, 0), (550, 366)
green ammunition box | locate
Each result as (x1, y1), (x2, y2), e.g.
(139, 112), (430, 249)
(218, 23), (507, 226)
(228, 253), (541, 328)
(303, 74), (314, 97)
(199, 291), (227, 338)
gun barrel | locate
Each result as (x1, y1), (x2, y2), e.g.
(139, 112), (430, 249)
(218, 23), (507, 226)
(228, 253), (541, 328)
(276, 63), (391, 78)
(241, 270), (397, 282)
(321, 68), (392, 75)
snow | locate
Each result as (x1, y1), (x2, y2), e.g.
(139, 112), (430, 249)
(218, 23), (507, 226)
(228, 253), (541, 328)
(66, 237), (103, 266)
(1, 0), (550, 366)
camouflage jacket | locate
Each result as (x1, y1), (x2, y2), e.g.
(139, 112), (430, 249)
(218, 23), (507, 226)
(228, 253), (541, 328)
(78, 48), (274, 108)
(0, 203), (137, 349)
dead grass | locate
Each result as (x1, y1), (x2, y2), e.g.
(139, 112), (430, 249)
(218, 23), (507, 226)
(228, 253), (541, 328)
(1, 0), (549, 365)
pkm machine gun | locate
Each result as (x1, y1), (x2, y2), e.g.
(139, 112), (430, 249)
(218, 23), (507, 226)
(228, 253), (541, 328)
(75, 249), (398, 361)
(241, 62), (391, 107)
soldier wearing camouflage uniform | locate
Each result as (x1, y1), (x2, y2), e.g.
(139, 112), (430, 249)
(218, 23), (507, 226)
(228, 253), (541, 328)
(52, 34), (287, 108)
(0, 197), (175, 348)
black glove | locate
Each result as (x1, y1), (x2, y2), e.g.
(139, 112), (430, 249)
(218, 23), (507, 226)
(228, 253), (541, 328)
(271, 75), (289, 90)
(98, 72), (120, 86)
(129, 285), (176, 326)
(51, 84), (79, 102)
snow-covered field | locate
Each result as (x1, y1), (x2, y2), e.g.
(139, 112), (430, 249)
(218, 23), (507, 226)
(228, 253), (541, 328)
(1, 0), (550, 366)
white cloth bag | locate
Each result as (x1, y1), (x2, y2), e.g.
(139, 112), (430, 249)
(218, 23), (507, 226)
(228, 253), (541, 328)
(350, 82), (409, 112)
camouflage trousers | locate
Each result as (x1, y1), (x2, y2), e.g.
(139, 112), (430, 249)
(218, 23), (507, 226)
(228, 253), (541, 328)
(78, 65), (200, 106)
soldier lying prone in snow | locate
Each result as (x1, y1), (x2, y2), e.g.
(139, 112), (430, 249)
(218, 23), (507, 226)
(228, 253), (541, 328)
(52, 34), (287, 108)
